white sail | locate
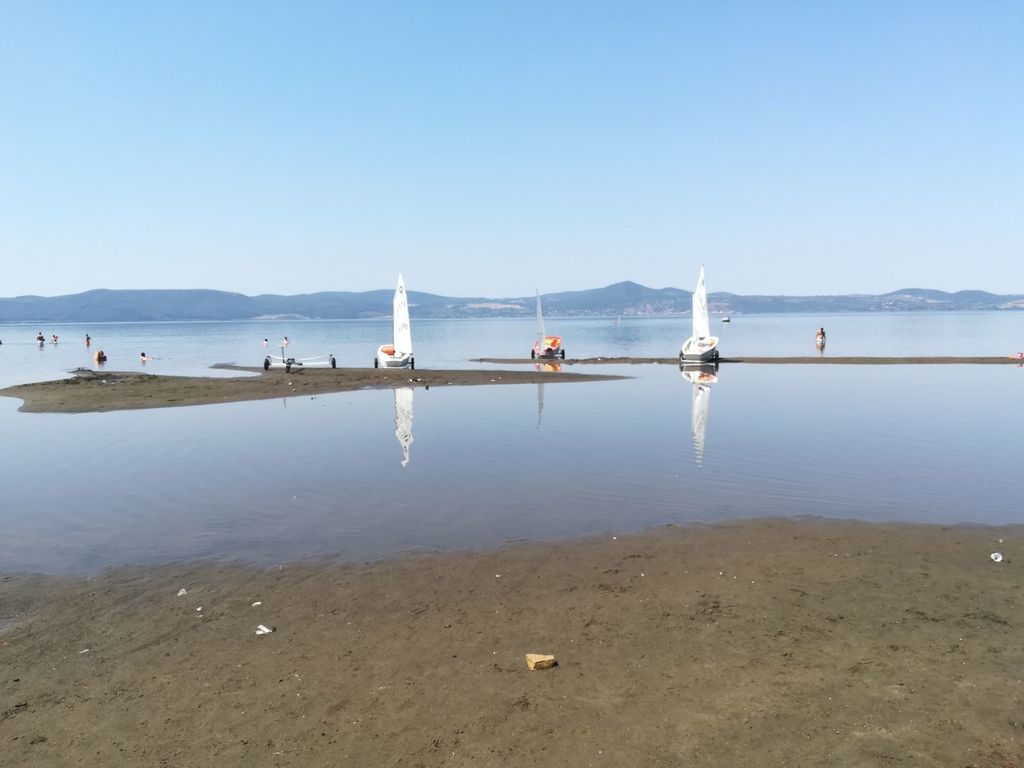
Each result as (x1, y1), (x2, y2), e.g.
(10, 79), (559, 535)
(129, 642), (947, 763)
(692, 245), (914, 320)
(692, 266), (711, 340)
(394, 387), (414, 467)
(691, 382), (710, 467)
(393, 273), (412, 355)
(535, 290), (545, 348)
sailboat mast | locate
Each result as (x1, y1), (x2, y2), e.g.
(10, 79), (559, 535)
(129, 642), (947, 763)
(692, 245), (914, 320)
(535, 290), (545, 346)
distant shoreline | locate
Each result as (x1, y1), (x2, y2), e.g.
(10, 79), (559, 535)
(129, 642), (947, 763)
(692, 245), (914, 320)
(2, 282), (1021, 323)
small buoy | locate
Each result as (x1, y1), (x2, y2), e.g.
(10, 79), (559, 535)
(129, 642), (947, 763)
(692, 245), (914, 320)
(991, 553), (1003, 563)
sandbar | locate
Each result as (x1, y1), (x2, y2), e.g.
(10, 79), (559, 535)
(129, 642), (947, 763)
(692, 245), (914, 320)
(1, 518), (1020, 766)
(0, 366), (626, 414)
(474, 355), (1023, 365)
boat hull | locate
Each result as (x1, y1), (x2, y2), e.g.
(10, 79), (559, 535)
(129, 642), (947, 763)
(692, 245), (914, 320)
(680, 336), (720, 362)
(532, 341), (565, 360)
(376, 346), (414, 369)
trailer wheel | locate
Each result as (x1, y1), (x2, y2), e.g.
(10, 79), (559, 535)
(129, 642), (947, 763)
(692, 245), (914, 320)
(560, 349), (566, 359)
(410, 358), (415, 370)
(531, 349), (536, 359)
(374, 358), (379, 369)
(263, 357), (270, 370)
(330, 356), (336, 369)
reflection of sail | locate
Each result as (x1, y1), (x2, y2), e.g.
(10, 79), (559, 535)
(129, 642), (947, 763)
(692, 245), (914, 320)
(681, 363), (717, 467)
(533, 362), (560, 430)
(691, 382), (711, 466)
(394, 387), (414, 467)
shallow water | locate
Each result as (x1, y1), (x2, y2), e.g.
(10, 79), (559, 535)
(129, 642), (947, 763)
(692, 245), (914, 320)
(1, 318), (1022, 573)
(1, 311), (1022, 388)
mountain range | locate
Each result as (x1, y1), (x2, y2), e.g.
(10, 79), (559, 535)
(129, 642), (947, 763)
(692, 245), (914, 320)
(1, 283), (1021, 323)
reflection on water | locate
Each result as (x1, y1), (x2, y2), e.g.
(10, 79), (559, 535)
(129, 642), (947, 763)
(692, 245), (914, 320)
(681, 363), (718, 467)
(394, 388), (414, 467)
(533, 361), (561, 430)
(1, 363), (1022, 574)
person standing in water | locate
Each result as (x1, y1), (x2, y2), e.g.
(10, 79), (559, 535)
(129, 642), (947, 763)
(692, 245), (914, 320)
(86, 334), (91, 347)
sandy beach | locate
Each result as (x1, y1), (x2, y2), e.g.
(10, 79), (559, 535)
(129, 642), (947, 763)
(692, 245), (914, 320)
(1, 519), (1020, 767)
(0, 366), (626, 414)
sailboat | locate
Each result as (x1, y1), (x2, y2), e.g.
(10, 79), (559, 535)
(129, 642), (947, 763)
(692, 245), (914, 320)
(681, 363), (717, 466)
(531, 290), (565, 359)
(394, 387), (414, 467)
(680, 266), (719, 362)
(375, 273), (415, 369)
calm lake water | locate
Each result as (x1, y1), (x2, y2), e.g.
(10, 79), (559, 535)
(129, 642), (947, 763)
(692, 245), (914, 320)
(1, 313), (1021, 573)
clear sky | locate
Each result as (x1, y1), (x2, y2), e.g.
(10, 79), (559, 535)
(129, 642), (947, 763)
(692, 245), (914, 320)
(1, 1), (1021, 298)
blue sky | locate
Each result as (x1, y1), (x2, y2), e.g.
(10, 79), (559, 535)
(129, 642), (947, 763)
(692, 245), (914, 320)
(1, 1), (1021, 297)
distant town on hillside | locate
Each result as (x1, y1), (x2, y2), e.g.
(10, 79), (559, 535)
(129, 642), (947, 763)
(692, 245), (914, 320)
(1, 282), (1022, 323)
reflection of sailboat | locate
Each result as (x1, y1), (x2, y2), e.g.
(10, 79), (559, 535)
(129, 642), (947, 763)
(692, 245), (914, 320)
(680, 266), (720, 362)
(531, 291), (565, 359)
(680, 363), (718, 466)
(375, 273), (415, 369)
(394, 387), (414, 467)
(533, 361), (561, 429)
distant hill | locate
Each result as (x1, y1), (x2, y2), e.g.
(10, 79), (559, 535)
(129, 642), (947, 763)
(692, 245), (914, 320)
(1, 282), (1021, 323)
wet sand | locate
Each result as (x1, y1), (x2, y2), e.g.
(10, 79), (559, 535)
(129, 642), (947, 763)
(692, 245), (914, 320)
(0, 366), (626, 414)
(474, 355), (1023, 365)
(1, 519), (1020, 767)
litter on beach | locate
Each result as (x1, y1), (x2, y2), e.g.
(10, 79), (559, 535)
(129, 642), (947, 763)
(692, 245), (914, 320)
(525, 653), (557, 670)
(251, 601), (262, 607)
(256, 624), (274, 635)
(991, 553), (1003, 563)
(176, 588), (188, 596)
